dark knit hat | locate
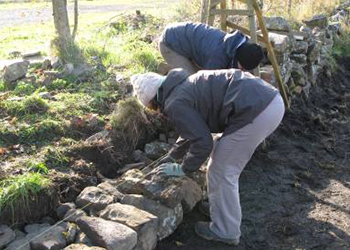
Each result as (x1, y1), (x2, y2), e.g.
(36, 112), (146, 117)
(236, 42), (264, 70)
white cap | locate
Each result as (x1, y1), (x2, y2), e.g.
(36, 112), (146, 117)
(131, 72), (164, 107)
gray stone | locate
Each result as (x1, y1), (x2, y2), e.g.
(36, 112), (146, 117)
(121, 194), (183, 240)
(132, 150), (148, 162)
(291, 63), (307, 86)
(307, 40), (323, 63)
(24, 223), (51, 234)
(13, 229), (26, 240)
(264, 16), (291, 32)
(29, 225), (67, 250)
(8, 51), (21, 58)
(74, 230), (93, 246)
(268, 32), (290, 53)
(303, 14), (328, 29)
(312, 28), (326, 43)
(280, 59), (293, 85)
(76, 186), (114, 213)
(0, 225), (15, 248)
(38, 92), (56, 101)
(327, 23), (342, 36)
(100, 203), (158, 250)
(292, 41), (308, 54)
(22, 51), (41, 59)
(116, 169), (202, 211)
(77, 216), (137, 250)
(290, 54), (307, 66)
(42, 58), (52, 70)
(97, 182), (124, 202)
(4, 238), (30, 250)
(64, 244), (106, 250)
(144, 142), (171, 160)
(159, 134), (167, 142)
(260, 65), (276, 87)
(330, 10), (349, 23)
(86, 130), (109, 143)
(72, 64), (93, 77)
(300, 26), (312, 39)
(57, 203), (76, 220)
(51, 57), (61, 69)
(3, 61), (30, 84)
(66, 223), (78, 244)
(307, 64), (320, 85)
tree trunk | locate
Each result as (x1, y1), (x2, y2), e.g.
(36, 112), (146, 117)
(72, 0), (78, 41)
(287, 0), (292, 16)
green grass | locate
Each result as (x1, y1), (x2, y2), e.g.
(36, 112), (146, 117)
(333, 26), (350, 58)
(0, 172), (50, 215)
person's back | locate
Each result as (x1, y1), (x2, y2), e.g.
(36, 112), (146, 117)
(159, 22), (264, 74)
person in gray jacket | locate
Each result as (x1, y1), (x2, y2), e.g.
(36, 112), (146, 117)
(131, 68), (285, 245)
(159, 22), (264, 74)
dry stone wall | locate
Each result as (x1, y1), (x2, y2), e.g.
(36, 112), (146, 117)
(260, 2), (350, 101)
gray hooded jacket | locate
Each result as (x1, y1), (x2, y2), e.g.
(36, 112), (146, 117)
(158, 69), (279, 173)
(162, 22), (247, 69)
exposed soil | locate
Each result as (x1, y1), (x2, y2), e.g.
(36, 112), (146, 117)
(156, 59), (350, 250)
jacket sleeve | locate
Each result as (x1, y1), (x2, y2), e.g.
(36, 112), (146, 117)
(169, 137), (191, 160)
(167, 102), (213, 173)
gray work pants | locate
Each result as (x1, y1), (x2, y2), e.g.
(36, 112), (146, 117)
(159, 38), (200, 75)
(208, 94), (285, 240)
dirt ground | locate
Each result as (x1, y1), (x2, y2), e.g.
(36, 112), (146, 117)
(156, 59), (350, 250)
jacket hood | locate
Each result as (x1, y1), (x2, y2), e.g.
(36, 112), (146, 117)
(158, 68), (191, 108)
(224, 30), (248, 60)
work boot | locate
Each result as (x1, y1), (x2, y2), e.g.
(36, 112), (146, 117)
(198, 201), (210, 217)
(195, 221), (240, 245)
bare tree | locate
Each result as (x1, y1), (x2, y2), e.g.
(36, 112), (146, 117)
(52, 0), (81, 65)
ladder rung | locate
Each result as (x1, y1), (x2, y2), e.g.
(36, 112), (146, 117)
(210, 9), (251, 16)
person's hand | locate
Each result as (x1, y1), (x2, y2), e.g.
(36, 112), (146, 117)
(154, 163), (185, 177)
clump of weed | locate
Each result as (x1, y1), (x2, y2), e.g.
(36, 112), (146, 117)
(43, 146), (70, 170)
(0, 172), (50, 217)
(28, 161), (49, 174)
(47, 78), (68, 91)
(2, 95), (49, 116)
(14, 81), (37, 96)
(111, 97), (155, 150)
(332, 26), (350, 58)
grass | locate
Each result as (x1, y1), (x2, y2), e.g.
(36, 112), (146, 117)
(333, 25), (350, 58)
(0, 172), (50, 215)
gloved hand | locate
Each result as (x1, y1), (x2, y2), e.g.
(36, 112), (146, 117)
(154, 163), (185, 177)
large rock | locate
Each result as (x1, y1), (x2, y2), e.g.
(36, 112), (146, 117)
(116, 169), (202, 211)
(100, 203), (158, 250)
(30, 226), (67, 250)
(144, 142), (171, 160)
(260, 65), (276, 87)
(77, 216), (137, 250)
(0, 225), (15, 248)
(74, 230), (93, 246)
(24, 223), (50, 234)
(292, 41), (309, 54)
(121, 194), (183, 240)
(330, 10), (349, 23)
(76, 187), (114, 213)
(312, 28), (326, 44)
(4, 238), (30, 250)
(303, 14), (328, 29)
(2, 61), (30, 84)
(307, 40), (323, 63)
(264, 16), (291, 32)
(97, 182), (124, 202)
(64, 244), (106, 250)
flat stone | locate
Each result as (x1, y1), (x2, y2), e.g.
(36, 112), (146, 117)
(291, 63), (307, 86)
(57, 203), (76, 220)
(29, 225), (67, 250)
(100, 203), (158, 250)
(116, 169), (202, 211)
(312, 28), (326, 43)
(264, 16), (291, 32)
(97, 182), (124, 202)
(2, 60), (30, 84)
(303, 14), (328, 29)
(76, 187), (114, 213)
(0, 225), (15, 248)
(121, 194), (183, 240)
(292, 41), (308, 54)
(24, 223), (51, 234)
(76, 216), (137, 250)
(86, 130), (109, 143)
(290, 54), (307, 66)
(4, 238), (30, 250)
(64, 244), (106, 250)
(22, 51), (41, 59)
(13, 229), (26, 240)
(260, 65), (276, 87)
(144, 142), (171, 160)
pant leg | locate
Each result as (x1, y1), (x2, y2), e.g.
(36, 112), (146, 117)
(207, 94), (285, 239)
(159, 39), (200, 75)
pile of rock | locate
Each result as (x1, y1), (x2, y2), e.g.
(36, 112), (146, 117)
(1, 139), (205, 250)
(260, 2), (348, 99)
